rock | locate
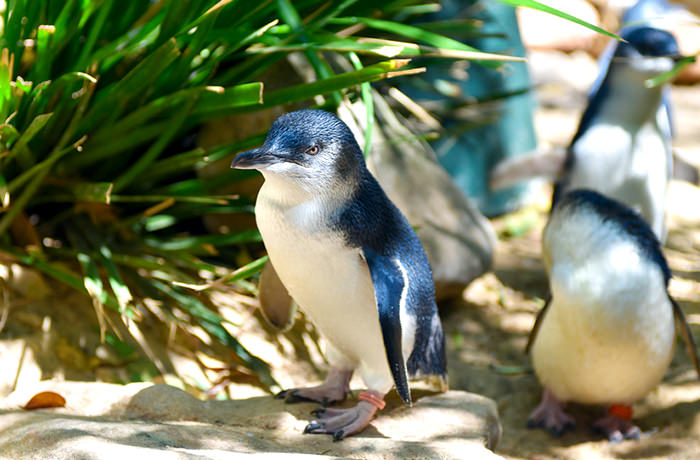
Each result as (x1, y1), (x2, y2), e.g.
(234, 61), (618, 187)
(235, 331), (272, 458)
(0, 263), (51, 301)
(338, 94), (496, 300)
(0, 381), (504, 459)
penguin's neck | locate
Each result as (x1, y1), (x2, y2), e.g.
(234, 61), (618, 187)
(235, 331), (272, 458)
(257, 172), (355, 231)
(259, 172), (316, 207)
(597, 66), (664, 128)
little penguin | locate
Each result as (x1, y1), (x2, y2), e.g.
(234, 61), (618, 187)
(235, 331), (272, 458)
(231, 109), (447, 440)
(553, 26), (683, 241)
(527, 189), (700, 441)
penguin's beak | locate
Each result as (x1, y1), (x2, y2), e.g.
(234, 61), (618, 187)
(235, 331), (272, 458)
(231, 148), (278, 170)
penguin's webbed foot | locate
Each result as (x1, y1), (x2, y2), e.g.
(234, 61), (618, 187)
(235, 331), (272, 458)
(276, 368), (352, 406)
(275, 387), (344, 406)
(527, 388), (576, 436)
(592, 406), (641, 442)
(305, 400), (379, 440)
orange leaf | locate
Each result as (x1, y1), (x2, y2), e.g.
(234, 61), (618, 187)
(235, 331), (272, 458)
(23, 391), (66, 410)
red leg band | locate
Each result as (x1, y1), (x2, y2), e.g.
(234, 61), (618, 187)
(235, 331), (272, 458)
(358, 391), (386, 410)
(608, 404), (633, 420)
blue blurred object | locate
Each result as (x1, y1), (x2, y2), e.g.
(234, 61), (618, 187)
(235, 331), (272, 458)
(397, 0), (537, 217)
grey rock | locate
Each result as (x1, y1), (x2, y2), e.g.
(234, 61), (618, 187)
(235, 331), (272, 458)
(0, 263), (51, 301)
(0, 381), (504, 459)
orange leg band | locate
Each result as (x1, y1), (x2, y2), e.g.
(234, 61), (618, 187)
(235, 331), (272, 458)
(358, 391), (386, 410)
(608, 404), (633, 420)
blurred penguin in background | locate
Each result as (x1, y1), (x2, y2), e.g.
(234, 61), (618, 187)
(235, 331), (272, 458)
(490, 0), (695, 233)
(590, 0), (683, 142)
(590, 0), (699, 184)
(527, 189), (700, 441)
(552, 25), (683, 241)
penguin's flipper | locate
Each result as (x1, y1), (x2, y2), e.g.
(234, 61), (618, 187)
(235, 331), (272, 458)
(526, 295), (552, 354)
(258, 261), (297, 331)
(670, 296), (700, 380)
(362, 247), (411, 405)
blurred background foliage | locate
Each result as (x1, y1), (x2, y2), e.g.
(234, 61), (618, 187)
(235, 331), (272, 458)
(0, 0), (608, 393)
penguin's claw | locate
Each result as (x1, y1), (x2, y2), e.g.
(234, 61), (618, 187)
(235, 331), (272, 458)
(275, 389), (295, 400)
(311, 407), (346, 419)
(276, 389), (318, 404)
(276, 385), (347, 406)
(303, 401), (378, 440)
(304, 421), (323, 434)
(592, 414), (641, 442)
(277, 370), (352, 406)
(527, 388), (576, 436)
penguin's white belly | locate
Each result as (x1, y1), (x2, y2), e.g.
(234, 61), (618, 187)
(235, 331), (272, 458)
(532, 252), (675, 405)
(255, 189), (393, 392)
(568, 122), (668, 236)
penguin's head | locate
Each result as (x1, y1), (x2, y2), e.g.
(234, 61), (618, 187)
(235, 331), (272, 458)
(231, 110), (364, 190)
(613, 26), (682, 76)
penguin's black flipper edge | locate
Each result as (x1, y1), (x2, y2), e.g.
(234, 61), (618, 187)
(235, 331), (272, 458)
(362, 247), (411, 406)
(258, 261), (297, 331)
(526, 295), (552, 354)
(670, 296), (700, 380)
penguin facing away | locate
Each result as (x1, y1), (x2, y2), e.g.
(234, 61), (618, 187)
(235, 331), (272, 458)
(231, 109), (447, 440)
(553, 27), (683, 241)
(527, 189), (700, 441)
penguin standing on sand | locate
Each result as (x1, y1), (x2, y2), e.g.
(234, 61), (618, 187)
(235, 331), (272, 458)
(527, 189), (700, 441)
(553, 27), (683, 240)
(231, 109), (447, 440)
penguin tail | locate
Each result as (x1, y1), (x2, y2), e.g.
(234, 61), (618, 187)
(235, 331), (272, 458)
(407, 313), (448, 388)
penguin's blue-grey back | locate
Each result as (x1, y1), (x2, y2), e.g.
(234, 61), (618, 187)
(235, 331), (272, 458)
(335, 170), (447, 379)
(555, 189), (671, 284)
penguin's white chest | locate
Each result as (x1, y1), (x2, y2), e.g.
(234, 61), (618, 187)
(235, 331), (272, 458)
(533, 221), (675, 404)
(568, 120), (668, 237)
(571, 121), (667, 192)
(254, 180), (393, 390)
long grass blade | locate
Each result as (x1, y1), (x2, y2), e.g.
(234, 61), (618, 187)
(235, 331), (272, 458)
(348, 52), (373, 157)
(494, 0), (620, 40)
(144, 229), (262, 252)
(4, 113), (53, 169)
(330, 16), (509, 66)
(174, 255), (268, 291)
(77, 252), (109, 341)
(646, 55), (697, 88)
(113, 95), (198, 192)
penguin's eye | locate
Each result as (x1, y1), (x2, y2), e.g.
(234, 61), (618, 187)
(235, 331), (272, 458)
(305, 145), (319, 155)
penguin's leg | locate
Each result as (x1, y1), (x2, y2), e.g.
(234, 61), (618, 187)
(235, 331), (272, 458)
(527, 388), (576, 436)
(276, 367), (353, 406)
(276, 343), (354, 406)
(304, 355), (394, 440)
(305, 389), (386, 440)
(592, 404), (641, 442)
